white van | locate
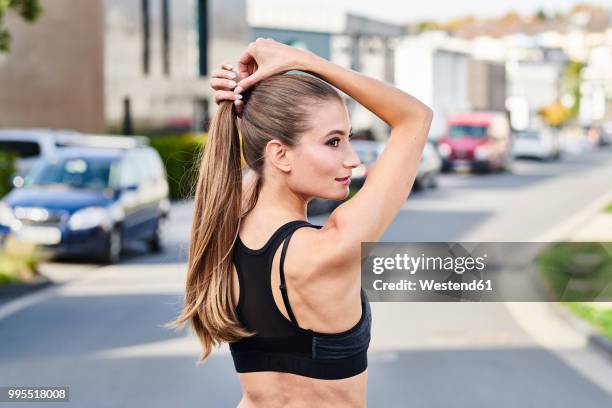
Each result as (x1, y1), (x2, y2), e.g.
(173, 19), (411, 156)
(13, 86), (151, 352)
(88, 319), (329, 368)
(0, 128), (81, 179)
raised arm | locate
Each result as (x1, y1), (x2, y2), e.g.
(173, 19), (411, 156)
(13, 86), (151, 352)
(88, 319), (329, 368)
(279, 53), (431, 277)
(233, 39), (432, 274)
(297, 53), (433, 244)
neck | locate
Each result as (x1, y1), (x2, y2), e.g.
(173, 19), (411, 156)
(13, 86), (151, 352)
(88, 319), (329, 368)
(249, 172), (309, 223)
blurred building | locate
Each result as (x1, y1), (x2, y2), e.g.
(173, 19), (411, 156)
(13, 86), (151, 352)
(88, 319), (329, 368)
(249, 6), (404, 140)
(0, 0), (105, 132)
(395, 33), (472, 141)
(0, 0), (249, 133)
(574, 28), (612, 124)
(468, 60), (507, 112)
(505, 48), (569, 129)
(580, 37), (612, 124)
(444, 4), (612, 128)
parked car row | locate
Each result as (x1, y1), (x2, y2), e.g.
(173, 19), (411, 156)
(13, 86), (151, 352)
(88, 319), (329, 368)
(308, 110), (611, 217)
(0, 129), (170, 264)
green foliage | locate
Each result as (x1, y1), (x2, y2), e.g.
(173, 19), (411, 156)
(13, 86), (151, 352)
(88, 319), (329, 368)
(562, 60), (585, 117)
(537, 242), (612, 302)
(0, 150), (16, 198)
(0, 235), (50, 285)
(564, 302), (612, 339)
(535, 9), (547, 21)
(0, 0), (42, 52)
(148, 133), (207, 200)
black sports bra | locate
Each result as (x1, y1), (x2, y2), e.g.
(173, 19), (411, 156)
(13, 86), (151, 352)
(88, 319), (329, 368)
(229, 220), (372, 380)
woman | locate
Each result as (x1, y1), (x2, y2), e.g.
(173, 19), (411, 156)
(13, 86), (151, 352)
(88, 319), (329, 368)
(167, 38), (433, 407)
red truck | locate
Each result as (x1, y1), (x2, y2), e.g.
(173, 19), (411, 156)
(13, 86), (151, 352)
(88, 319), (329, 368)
(437, 112), (512, 173)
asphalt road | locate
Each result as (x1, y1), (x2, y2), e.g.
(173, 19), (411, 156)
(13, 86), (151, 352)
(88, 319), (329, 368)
(1, 145), (612, 407)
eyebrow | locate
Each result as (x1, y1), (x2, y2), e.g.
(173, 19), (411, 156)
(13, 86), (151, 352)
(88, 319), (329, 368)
(324, 127), (353, 138)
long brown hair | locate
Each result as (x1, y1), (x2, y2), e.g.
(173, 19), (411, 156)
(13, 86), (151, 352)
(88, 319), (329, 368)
(165, 73), (342, 362)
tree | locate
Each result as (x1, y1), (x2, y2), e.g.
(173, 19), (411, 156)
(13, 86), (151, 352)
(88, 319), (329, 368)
(0, 0), (42, 52)
(535, 9), (547, 21)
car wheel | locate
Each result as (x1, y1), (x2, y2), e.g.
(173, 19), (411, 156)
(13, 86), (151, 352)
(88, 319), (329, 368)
(428, 174), (438, 188)
(101, 227), (122, 264)
(148, 217), (166, 253)
(501, 159), (511, 173)
(413, 178), (424, 191)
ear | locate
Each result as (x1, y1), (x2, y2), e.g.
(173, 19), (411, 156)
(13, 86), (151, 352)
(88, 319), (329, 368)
(265, 139), (292, 173)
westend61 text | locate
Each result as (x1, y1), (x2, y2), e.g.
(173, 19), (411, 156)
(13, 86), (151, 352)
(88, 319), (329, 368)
(373, 279), (493, 291)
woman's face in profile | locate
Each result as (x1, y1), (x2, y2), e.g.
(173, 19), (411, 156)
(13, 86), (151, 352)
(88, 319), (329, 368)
(287, 99), (361, 201)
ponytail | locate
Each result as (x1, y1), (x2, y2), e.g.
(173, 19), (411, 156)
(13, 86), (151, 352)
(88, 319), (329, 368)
(164, 101), (254, 362)
(165, 73), (342, 363)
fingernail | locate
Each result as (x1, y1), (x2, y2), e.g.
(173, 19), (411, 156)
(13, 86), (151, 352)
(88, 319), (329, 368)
(229, 80), (237, 87)
(227, 64), (233, 70)
(228, 71), (237, 78)
(234, 86), (243, 94)
(235, 94), (243, 99)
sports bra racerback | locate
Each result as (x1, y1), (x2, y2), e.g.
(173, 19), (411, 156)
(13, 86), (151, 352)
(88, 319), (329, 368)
(229, 220), (372, 380)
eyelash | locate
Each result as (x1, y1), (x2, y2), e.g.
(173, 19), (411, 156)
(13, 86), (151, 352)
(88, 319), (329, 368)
(327, 132), (354, 147)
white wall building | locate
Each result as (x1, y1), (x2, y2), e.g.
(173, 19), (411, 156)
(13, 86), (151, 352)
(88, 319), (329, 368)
(394, 33), (472, 140)
(104, 0), (250, 132)
(249, 5), (404, 140)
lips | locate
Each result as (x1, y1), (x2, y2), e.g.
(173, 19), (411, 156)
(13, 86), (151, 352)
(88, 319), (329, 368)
(335, 176), (351, 185)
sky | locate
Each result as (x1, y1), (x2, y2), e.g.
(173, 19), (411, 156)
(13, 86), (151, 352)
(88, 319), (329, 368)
(249, 0), (610, 24)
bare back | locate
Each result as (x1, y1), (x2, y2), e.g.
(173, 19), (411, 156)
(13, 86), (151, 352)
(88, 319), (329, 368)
(231, 217), (368, 408)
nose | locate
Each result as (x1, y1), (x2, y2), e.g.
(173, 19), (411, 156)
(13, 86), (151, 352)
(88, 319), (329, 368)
(344, 145), (361, 169)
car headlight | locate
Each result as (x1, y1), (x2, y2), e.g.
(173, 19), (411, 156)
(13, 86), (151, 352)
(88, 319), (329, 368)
(68, 207), (111, 230)
(0, 202), (16, 227)
(474, 145), (490, 160)
(438, 143), (452, 158)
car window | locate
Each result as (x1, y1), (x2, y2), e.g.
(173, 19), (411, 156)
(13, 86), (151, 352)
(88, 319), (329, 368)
(128, 151), (148, 182)
(146, 149), (165, 179)
(517, 131), (539, 140)
(135, 148), (165, 180)
(128, 149), (162, 182)
(449, 125), (488, 139)
(26, 157), (112, 190)
(0, 141), (41, 158)
(118, 158), (139, 188)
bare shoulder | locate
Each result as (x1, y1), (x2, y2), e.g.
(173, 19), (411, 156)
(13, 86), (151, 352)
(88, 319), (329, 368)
(285, 218), (361, 282)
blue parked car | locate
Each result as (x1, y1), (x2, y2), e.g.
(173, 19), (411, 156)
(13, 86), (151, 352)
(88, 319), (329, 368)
(0, 145), (170, 264)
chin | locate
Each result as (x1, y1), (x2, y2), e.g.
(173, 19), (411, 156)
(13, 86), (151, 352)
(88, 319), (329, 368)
(310, 185), (350, 202)
(327, 189), (350, 201)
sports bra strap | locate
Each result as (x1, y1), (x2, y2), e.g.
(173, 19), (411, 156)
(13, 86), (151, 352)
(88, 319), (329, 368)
(278, 221), (319, 327)
(279, 230), (300, 326)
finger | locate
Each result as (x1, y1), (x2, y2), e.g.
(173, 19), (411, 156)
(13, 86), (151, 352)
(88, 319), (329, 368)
(237, 47), (256, 77)
(214, 90), (242, 104)
(236, 70), (265, 92)
(211, 69), (238, 80)
(234, 99), (244, 113)
(221, 62), (233, 70)
(210, 78), (237, 91)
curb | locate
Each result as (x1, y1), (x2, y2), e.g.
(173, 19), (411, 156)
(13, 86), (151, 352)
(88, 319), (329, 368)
(549, 301), (612, 359)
